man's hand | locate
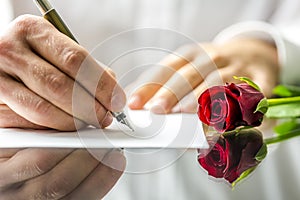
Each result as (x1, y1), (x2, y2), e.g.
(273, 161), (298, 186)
(128, 38), (279, 113)
(0, 148), (126, 200)
(0, 15), (126, 131)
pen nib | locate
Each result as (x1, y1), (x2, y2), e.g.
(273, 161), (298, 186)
(120, 118), (135, 132)
(111, 111), (134, 131)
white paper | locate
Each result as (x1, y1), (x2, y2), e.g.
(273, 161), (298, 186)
(0, 110), (207, 149)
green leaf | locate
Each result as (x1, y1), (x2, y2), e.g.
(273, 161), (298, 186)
(232, 167), (256, 189)
(273, 85), (300, 97)
(274, 119), (300, 135)
(255, 98), (269, 114)
(233, 76), (261, 91)
(255, 143), (268, 161)
(265, 103), (300, 118)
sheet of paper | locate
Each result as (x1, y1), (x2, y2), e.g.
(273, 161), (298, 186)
(0, 110), (208, 149)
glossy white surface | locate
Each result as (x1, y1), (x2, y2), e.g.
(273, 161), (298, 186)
(0, 110), (207, 149)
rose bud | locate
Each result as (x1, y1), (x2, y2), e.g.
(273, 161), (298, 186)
(198, 83), (265, 133)
(198, 129), (267, 186)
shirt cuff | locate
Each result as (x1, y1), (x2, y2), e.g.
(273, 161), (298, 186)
(212, 21), (296, 85)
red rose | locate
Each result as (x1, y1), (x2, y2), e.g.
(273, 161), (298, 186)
(198, 129), (266, 184)
(198, 83), (265, 132)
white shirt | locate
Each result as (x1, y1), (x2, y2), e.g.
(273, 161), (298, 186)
(3, 0), (300, 84)
(1, 1), (300, 200)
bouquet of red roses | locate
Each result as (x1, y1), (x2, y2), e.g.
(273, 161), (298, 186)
(197, 77), (300, 188)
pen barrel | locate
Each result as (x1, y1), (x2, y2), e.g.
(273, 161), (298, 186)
(34, 0), (53, 13)
(44, 9), (78, 43)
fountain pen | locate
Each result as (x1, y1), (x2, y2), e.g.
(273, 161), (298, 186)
(33, 0), (134, 131)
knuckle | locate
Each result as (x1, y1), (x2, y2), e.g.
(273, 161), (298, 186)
(0, 37), (13, 57)
(44, 178), (72, 200)
(30, 66), (71, 100)
(178, 65), (201, 83)
(62, 48), (87, 73)
(211, 52), (222, 62)
(211, 52), (226, 66)
(12, 15), (42, 37)
(21, 152), (53, 177)
(45, 74), (70, 99)
(32, 99), (53, 117)
(29, 155), (52, 175)
(8, 156), (50, 186)
(12, 91), (49, 119)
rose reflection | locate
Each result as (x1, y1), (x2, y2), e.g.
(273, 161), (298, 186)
(198, 128), (267, 186)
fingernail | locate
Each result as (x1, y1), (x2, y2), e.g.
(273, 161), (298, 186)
(150, 99), (169, 114)
(111, 93), (126, 111)
(101, 113), (113, 128)
(128, 95), (142, 109)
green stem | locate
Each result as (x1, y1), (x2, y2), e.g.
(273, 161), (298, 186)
(264, 129), (300, 145)
(267, 96), (300, 106)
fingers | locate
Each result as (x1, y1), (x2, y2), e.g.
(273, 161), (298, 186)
(0, 149), (74, 187)
(0, 15), (124, 129)
(13, 51), (112, 129)
(129, 83), (163, 110)
(128, 48), (193, 110)
(249, 64), (278, 97)
(171, 68), (225, 113)
(13, 15), (126, 112)
(128, 38), (278, 114)
(0, 74), (86, 131)
(0, 104), (47, 129)
(64, 150), (126, 200)
(13, 149), (103, 200)
(0, 149), (22, 161)
(170, 65), (243, 113)
(140, 55), (226, 113)
(171, 83), (207, 113)
(129, 44), (230, 112)
(0, 149), (123, 200)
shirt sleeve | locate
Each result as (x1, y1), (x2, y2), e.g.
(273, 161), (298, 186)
(213, 0), (300, 85)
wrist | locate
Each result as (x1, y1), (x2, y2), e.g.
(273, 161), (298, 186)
(213, 21), (285, 83)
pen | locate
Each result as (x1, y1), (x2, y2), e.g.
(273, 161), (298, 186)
(33, 0), (134, 131)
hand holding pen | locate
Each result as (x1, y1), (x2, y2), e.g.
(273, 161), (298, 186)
(0, 1), (131, 131)
(33, 0), (134, 131)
